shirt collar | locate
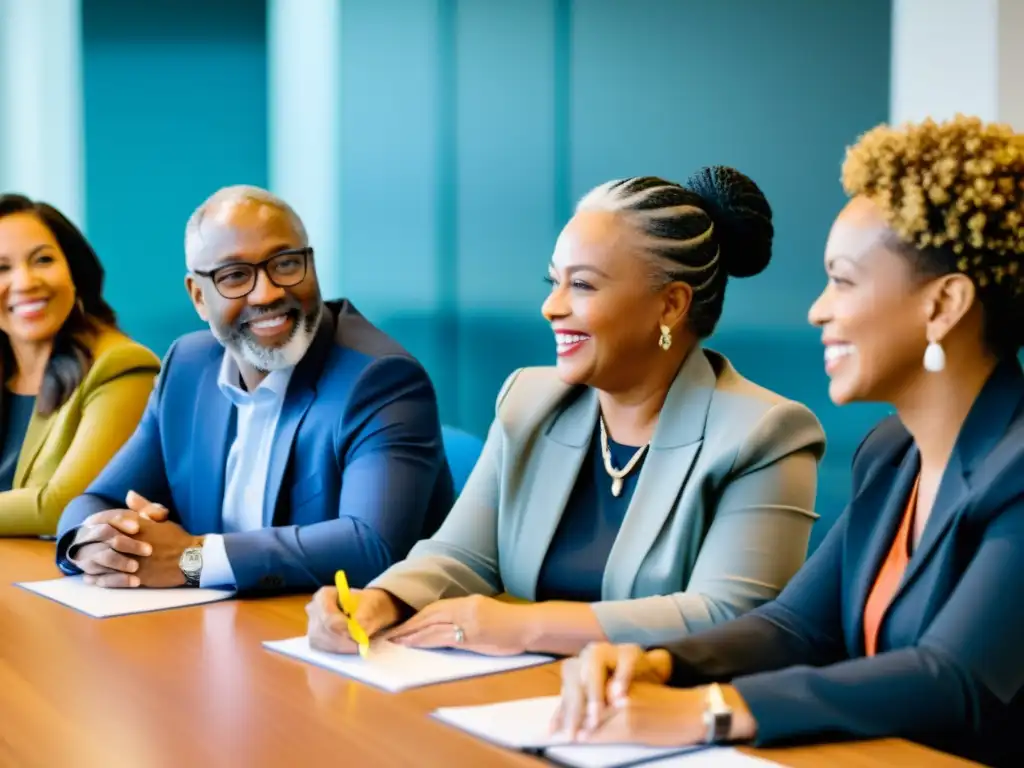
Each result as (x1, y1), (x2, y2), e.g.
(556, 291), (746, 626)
(217, 351), (294, 406)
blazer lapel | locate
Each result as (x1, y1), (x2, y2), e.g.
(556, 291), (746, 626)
(191, 355), (235, 534)
(895, 457), (969, 595)
(897, 359), (1024, 595)
(13, 410), (57, 488)
(513, 387), (597, 601)
(263, 309), (334, 526)
(843, 446), (917, 653)
(263, 387), (316, 526)
(603, 348), (717, 600)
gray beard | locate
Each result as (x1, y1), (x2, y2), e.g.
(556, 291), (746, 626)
(212, 302), (324, 372)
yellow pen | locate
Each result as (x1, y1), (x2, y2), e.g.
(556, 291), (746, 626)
(335, 570), (370, 659)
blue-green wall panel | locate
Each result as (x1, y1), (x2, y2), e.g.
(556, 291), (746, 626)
(570, 0), (891, 331)
(339, 0), (892, 549)
(339, 0), (455, 415)
(78, 0), (892, 550)
(340, 0), (442, 315)
(452, 0), (561, 427)
(569, 0), (893, 547)
(82, 0), (268, 357)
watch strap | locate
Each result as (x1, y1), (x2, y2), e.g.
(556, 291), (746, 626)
(703, 683), (733, 744)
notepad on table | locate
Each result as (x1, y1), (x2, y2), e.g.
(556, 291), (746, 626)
(263, 635), (554, 692)
(432, 695), (779, 768)
(17, 576), (235, 618)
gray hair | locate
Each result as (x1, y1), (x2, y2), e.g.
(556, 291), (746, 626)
(576, 178), (719, 292)
(574, 171), (773, 338)
(184, 185), (308, 267)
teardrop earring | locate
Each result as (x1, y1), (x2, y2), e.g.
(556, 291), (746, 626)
(923, 339), (946, 372)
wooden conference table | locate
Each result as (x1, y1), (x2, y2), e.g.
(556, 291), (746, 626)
(0, 541), (980, 768)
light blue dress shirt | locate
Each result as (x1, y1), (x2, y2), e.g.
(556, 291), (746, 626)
(199, 352), (294, 588)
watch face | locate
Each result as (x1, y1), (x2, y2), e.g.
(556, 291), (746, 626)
(180, 548), (202, 572)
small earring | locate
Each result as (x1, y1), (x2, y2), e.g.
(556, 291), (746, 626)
(923, 339), (946, 372)
(658, 324), (672, 351)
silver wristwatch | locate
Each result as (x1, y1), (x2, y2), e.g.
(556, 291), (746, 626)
(179, 546), (203, 587)
(703, 683), (733, 743)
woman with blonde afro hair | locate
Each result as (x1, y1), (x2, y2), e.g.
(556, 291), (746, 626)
(551, 115), (1024, 767)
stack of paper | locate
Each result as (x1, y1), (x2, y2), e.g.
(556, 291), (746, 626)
(17, 576), (235, 618)
(263, 635), (554, 692)
(432, 695), (779, 768)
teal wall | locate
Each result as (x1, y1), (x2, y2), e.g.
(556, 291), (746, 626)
(78, 0), (892, 548)
(338, 0), (892, 547)
(82, 0), (268, 356)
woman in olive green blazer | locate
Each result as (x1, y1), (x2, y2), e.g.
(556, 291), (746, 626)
(0, 195), (160, 536)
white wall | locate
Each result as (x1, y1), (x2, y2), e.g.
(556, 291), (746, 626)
(0, 0), (84, 224)
(891, 0), (1023, 129)
(267, 0), (343, 298)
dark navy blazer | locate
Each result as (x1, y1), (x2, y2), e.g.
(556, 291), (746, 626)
(56, 300), (454, 593)
(663, 359), (1024, 767)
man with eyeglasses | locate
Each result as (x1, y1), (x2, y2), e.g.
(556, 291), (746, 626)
(54, 185), (455, 594)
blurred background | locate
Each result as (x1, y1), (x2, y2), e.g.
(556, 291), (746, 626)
(2, 0), (1021, 550)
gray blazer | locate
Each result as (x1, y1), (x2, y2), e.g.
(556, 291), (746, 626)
(370, 347), (827, 647)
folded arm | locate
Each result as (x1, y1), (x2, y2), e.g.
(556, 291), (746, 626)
(221, 356), (449, 593)
(55, 348), (176, 572)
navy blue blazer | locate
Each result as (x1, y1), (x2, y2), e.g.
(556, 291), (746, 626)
(56, 300), (455, 593)
(662, 359), (1024, 767)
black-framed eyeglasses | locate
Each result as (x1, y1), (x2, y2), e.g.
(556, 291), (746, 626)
(192, 247), (312, 300)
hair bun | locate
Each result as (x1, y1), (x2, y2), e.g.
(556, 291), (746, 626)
(684, 166), (774, 278)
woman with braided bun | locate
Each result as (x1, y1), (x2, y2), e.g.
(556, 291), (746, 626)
(305, 167), (825, 658)
(554, 116), (1024, 767)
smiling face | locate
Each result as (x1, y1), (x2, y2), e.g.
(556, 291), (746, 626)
(809, 196), (947, 405)
(0, 212), (77, 346)
(185, 199), (322, 373)
(541, 209), (687, 391)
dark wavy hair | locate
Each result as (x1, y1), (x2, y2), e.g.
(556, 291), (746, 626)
(0, 195), (117, 415)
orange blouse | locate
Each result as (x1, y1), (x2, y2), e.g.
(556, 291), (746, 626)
(862, 476), (920, 657)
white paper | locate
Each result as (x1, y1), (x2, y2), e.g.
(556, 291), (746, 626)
(633, 749), (778, 767)
(432, 695), (685, 767)
(547, 744), (708, 768)
(17, 576), (235, 618)
(432, 696), (778, 768)
(434, 695), (563, 749)
(263, 635), (554, 692)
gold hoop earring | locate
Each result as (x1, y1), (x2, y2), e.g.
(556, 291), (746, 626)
(658, 324), (672, 351)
